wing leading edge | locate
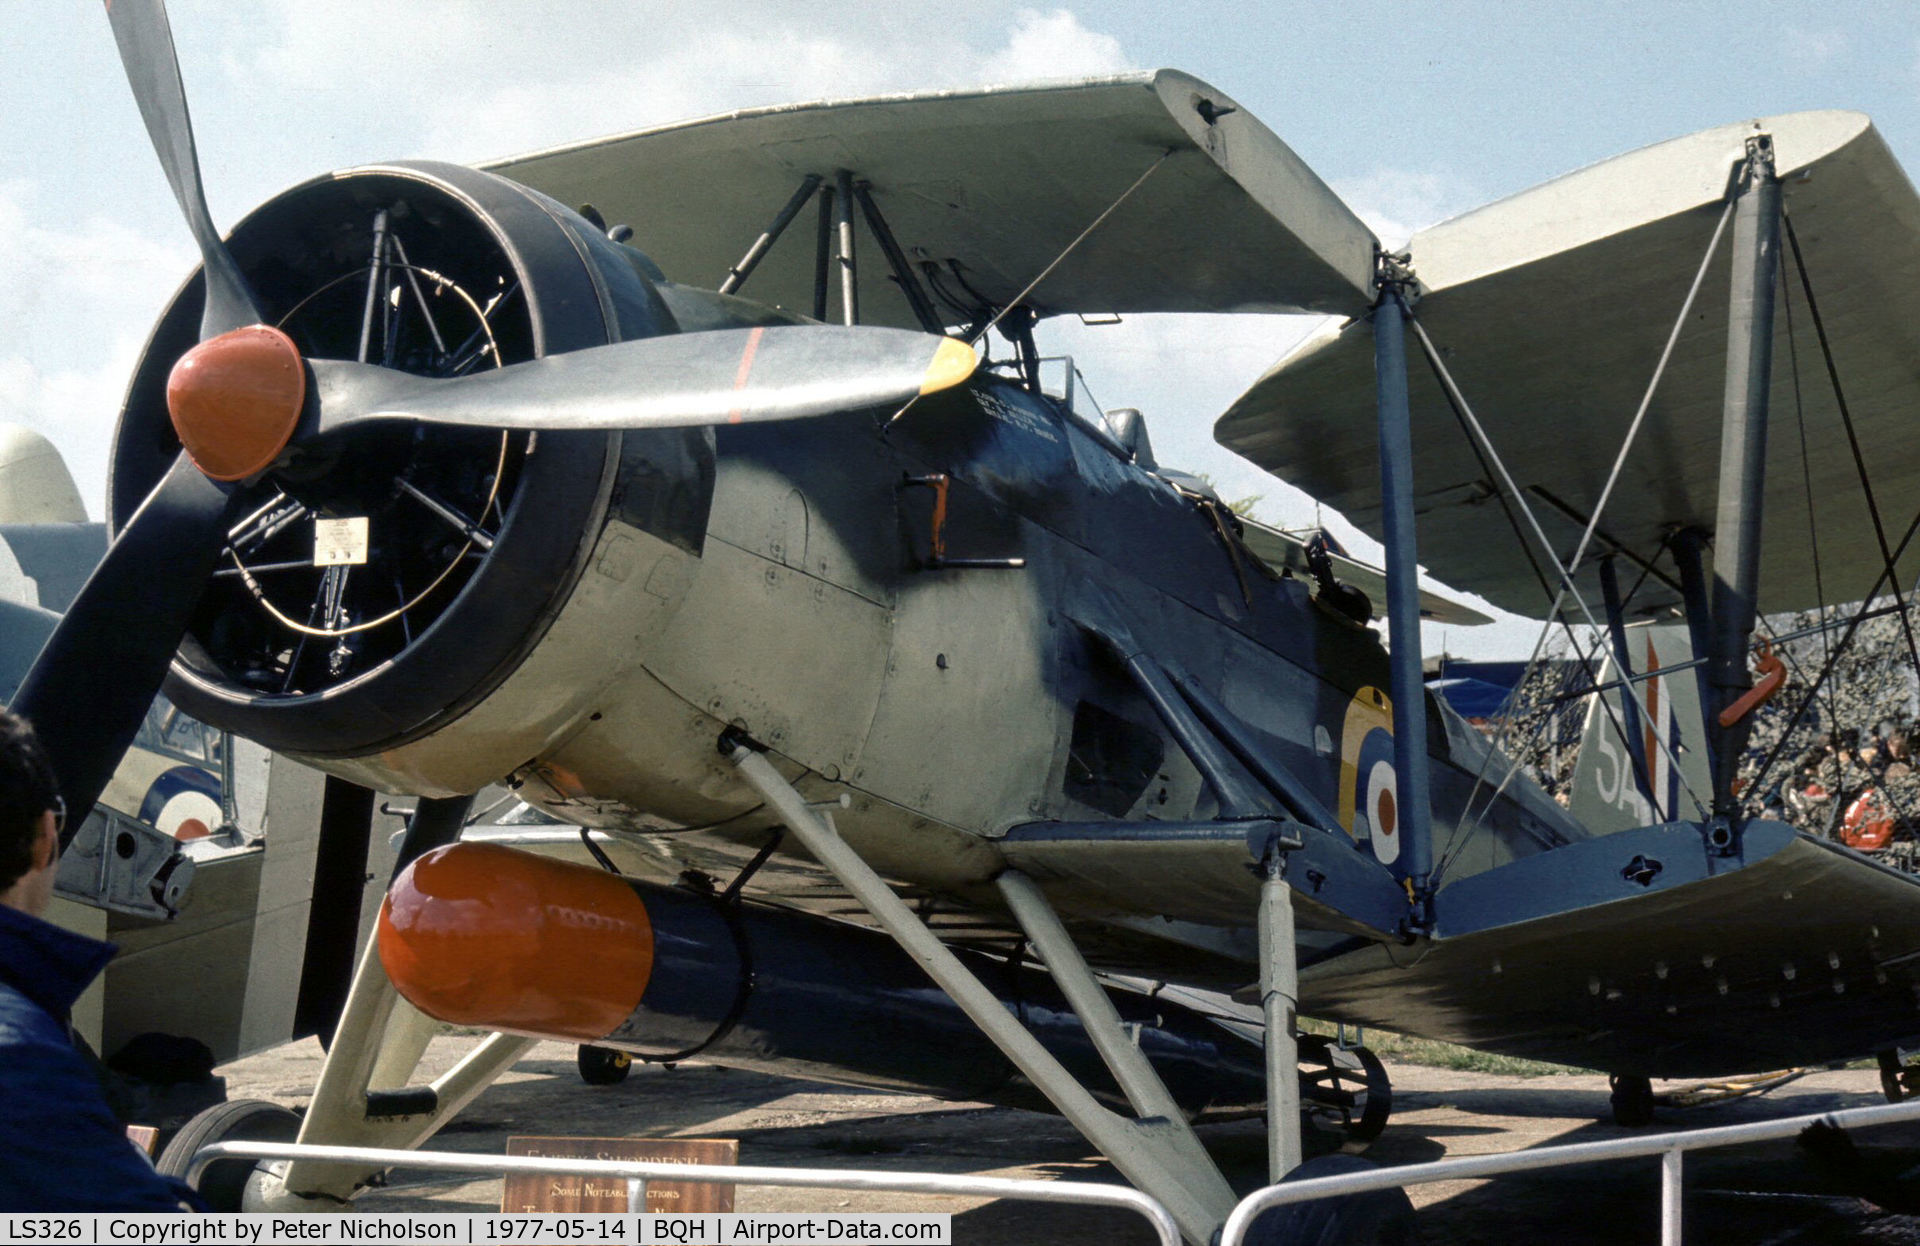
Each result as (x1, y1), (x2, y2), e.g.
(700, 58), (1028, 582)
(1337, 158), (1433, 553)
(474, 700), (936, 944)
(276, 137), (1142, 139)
(487, 71), (1377, 326)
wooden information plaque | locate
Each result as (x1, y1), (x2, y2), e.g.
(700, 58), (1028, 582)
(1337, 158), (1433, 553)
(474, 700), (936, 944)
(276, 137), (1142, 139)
(502, 1136), (739, 1213)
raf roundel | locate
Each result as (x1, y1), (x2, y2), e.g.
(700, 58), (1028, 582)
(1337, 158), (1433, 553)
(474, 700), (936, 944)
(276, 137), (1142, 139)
(1366, 759), (1400, 865)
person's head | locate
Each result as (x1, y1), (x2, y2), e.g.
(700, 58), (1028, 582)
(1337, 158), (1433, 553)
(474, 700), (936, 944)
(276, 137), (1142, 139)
(0, 709), (62, 917)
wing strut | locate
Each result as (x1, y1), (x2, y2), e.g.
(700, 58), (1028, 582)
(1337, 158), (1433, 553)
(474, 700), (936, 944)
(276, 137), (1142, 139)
(1706, 135), (1784, 837)
(1598, 555), (1658, 812)
(1372, 260), (1436, 926)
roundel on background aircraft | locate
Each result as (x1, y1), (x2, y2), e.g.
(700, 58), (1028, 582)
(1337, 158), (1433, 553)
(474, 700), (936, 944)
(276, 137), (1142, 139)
(138, 764), (223, 841)
(1338, 686), (1400, 868)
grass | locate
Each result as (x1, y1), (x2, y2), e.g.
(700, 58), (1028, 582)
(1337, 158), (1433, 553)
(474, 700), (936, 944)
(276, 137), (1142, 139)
(1300, 1017), (1593, 1077)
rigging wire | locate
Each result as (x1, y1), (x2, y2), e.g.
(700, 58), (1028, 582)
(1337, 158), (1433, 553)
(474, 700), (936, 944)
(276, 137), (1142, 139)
(1406, 255), (1725, 865)
(1738, 210), (1920, 815)
(1413, 200), (1736, 860)
(1743, 502), (1920, 803)
(965, 149), (1172, 348)
(886, 149), (1171, 429)
(1781, 209), (1920, 685)
(1415, 331), (1615, 877)
(1779, 248), (1849, 825)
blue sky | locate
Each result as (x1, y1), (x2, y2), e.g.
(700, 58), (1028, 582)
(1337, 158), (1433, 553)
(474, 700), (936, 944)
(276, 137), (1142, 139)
(5, 2), (1917, 657)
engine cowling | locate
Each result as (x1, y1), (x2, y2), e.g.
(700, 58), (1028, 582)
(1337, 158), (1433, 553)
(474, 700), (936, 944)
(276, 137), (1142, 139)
(110, 162), (713, 775)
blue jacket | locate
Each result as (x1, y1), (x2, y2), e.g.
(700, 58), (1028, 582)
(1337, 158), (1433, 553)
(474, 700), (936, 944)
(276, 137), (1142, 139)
(0, 904), (202, 1211)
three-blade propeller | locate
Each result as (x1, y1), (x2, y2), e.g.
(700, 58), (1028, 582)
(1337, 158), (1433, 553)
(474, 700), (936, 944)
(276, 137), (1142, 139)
(20, 0), (976, 840)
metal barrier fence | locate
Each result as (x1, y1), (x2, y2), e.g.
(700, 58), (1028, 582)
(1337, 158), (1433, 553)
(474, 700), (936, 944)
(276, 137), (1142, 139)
(194, 1095), (1920, 1246)
(1221, 1094), (1920, 1246)
(188, 1140), (1181, 1246)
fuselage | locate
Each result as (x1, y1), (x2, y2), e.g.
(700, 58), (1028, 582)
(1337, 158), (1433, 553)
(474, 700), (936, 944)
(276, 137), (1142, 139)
(304, 284), (1584, 986)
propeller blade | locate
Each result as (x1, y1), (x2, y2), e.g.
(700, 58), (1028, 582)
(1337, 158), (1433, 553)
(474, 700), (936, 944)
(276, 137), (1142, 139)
(103, 0), (263, 338)
(304, 326), (978, 438)
(10, 452), (231, 842)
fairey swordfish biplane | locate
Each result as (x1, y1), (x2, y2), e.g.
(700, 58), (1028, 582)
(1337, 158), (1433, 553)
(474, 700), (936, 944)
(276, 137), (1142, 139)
(22, 1), (1920, 1236)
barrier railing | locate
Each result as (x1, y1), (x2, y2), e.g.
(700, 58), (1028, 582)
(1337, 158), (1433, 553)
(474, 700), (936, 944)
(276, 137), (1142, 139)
(1221, 1094), (1920, 1246)
(188, 1140), (1181, 1246)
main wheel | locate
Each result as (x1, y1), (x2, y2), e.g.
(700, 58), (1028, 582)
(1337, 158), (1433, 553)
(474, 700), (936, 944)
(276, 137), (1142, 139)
(1299, 1034), (1392, 1153)
(154, 1098), (301, 1211)
(578, 1044), (633, 1086)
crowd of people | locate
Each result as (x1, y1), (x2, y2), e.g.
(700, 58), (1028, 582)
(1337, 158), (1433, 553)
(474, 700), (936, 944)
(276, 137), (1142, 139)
(1500, 602), (1920, 864)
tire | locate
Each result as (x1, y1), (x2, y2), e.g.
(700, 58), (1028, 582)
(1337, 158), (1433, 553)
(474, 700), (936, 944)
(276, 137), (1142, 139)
(154, 1098), (301, 1211)
(1609, 1073), (1656, 1127)
(577, 1045), (633, 1086)
(1242, 1154), (1420, 1246)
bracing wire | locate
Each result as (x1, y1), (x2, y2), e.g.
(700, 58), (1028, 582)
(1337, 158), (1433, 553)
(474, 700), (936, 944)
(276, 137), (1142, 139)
(1415, 201), (1735, 877)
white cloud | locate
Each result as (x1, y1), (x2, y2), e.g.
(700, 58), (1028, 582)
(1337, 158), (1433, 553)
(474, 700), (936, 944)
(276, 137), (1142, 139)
(980, 9), (1136, 83)
(0, 181), (196, 517)
(1332, 168), (1482, 251)
(14, 2), (1146, 512)
(228, 2), (1136, 166)
(421, 30), (932, 161)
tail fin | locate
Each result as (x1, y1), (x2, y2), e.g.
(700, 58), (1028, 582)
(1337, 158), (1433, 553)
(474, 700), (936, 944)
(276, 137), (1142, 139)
(1568, 623), (1712, 832)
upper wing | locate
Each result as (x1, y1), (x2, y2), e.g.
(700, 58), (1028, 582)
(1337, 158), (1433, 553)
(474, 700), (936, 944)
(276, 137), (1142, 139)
(1215, 110), (1920, 619)
(486, 71), (1377, 324)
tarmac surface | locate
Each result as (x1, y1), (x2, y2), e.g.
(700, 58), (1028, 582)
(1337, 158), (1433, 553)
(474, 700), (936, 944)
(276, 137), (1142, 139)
(221, 1036), (1920, 1243)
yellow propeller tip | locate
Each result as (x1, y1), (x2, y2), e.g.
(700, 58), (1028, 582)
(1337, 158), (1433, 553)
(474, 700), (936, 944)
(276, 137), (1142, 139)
(919, 337), (980, 396)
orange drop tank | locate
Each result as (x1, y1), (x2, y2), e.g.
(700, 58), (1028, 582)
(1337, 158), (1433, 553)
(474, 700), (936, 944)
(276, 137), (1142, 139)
(379, 841), (655, 1042)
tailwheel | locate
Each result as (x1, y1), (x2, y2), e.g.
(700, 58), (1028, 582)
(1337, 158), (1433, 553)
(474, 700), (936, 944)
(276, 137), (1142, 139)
(1299, 1032), (1391, 1154)
(577, 1044), (633, 1086)
(155, 1098), (302, 1211)
(1609, 1073), (1656, 1127)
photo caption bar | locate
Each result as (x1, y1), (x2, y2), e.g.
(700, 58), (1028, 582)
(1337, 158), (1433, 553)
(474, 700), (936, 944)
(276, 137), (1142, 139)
(0, 1214), (952, 1245)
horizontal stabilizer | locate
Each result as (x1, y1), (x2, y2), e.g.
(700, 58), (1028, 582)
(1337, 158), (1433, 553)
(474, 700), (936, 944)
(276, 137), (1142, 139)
(0, 523), (107, 614)
(1218, 111), (1920, 619)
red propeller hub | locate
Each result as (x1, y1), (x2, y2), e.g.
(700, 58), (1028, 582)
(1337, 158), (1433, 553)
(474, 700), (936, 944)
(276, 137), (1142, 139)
(166, 325), (307, 482)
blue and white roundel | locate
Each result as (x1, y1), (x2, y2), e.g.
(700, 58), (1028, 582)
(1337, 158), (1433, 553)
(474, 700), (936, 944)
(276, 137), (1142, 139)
(1365, 759), (1399, 865)
(139, 765), (223, 841)
(1350, 725), (1397, 863)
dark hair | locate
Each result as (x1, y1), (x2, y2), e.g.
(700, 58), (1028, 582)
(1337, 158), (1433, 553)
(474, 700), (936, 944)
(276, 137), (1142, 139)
(0, 709), (60, 892)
